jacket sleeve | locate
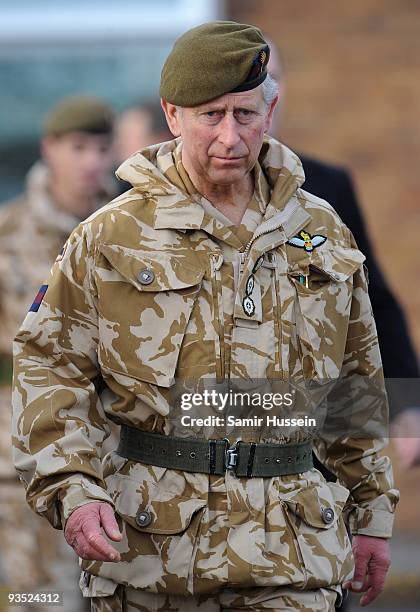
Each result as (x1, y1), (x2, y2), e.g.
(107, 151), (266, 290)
(12, 223), (113, 530)
(313, 232), (399, 539)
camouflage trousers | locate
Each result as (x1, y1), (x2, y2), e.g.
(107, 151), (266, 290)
(90, 585), (338, 611)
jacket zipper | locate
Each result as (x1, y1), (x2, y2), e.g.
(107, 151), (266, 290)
(211, 254), (225, 381)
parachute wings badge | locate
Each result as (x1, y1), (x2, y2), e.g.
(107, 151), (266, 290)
(287, 230), (327, 253)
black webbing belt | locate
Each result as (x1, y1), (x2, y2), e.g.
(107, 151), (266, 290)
(117, 425), (313, 477)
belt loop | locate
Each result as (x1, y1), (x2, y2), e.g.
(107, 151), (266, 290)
(209, 439), (217, 474)
(246, 442), (257, 477)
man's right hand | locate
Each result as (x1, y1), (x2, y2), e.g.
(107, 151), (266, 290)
(64, 502), (122, 562)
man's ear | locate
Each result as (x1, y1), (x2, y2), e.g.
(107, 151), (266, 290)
(264, 95), (279, 133)
(161, 100), (182, 137)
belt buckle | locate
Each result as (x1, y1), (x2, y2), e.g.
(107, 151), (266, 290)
(223, 438), (240, 473)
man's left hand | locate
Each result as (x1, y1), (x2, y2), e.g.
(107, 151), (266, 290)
(343, 535), (390, 607)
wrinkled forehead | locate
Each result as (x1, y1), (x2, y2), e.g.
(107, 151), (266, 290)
(190, 85), (265, 112)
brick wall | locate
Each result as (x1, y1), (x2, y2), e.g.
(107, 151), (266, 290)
(229, 0), (420, 356)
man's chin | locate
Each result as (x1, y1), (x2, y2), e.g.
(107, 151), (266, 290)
(207, 165), (249, 185)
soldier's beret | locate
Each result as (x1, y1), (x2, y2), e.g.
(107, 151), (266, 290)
(160, 21), (270, 107)
(43, 95), (115, 136)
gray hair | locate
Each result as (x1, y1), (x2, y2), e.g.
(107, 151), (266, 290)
(174, 74), (279, 115)
(261, 74), (279, 109)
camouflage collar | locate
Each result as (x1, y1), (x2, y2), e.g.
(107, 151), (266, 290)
(115, 136), (307, 232)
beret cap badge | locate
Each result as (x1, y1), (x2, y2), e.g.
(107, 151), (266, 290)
(247, 45), (269, 81)
(259, 49), (267, 65)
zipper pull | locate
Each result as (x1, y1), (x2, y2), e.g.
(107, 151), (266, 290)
(239, 252), (246, 276)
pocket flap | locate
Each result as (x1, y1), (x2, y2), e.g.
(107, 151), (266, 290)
(109, 463), (207, 535)
(282, 481), (350, 529)
(99, 244), (205, 291)
(133, 497), (207, 534)
(288, 246), (365, 283)
(311, 246), (365, 282)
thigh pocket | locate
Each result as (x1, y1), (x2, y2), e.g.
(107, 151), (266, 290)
(281, 481), (354, 589)
(96, 245), (205, 387)
(100, 460), (208, 592)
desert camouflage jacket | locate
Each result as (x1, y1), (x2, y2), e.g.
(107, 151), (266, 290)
(12, 137), (398, 596)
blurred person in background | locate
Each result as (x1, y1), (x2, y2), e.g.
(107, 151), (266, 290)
(267, 38), (420, 471)
(113, 100), (173, 167)
(113, 101), (173, 194)
(0, 95), (115, 610)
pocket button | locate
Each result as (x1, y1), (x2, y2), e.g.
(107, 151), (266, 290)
(136, 509), (153, 527)
(321, 507), (335, 524)
(138, 269), (155, 285)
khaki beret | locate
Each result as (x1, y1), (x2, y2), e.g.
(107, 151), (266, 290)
(160, 21), (270, 107)
(43, 95), (115, 136)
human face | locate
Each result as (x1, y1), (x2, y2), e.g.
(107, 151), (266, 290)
(42, 132), (113, 197)
(114, 108), (154, 164)
(162, 86), (277, 191)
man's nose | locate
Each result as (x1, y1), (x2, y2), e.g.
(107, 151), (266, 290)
(218, 114), (241, 148)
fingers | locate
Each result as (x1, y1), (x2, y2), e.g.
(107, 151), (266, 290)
(358, 551), (390, 606)
(343, 536), (391, 606)
(73, 540), (118, 562)
(343, 575), (369, 593)
(81, 515), (121, 562)
(100, 502), (123, 541)
(64, 502), (121, 562)
(345, 542), (370, 592)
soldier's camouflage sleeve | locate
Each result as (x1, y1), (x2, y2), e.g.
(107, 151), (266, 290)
(12, 223), (113, 530)
(313, 232), (399, 539)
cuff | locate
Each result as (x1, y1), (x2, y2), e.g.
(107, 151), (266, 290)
(348, 489), (399, 538)
(349, 507), (395, 538)
(58, 476), (114, 528)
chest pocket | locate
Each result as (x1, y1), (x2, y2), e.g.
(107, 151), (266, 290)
(288, 246), (365, 382)
(95, 244), (205, 387)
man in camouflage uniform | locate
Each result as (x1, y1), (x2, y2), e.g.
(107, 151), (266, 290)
(0, 96), (114, 604)
(12, 22), (398, 611)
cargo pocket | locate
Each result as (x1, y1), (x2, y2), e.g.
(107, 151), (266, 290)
(288, 246), (365, 383)
(91, 459), (208, 593)
(96, 245), (205, 387)
(281, 481), (354, 589)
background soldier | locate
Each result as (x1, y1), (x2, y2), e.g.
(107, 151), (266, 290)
(113, 101), (173, 167)
(12, 23), (398, 611)
(0, 95), (115, 609)
(113, 101), (173, 196)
